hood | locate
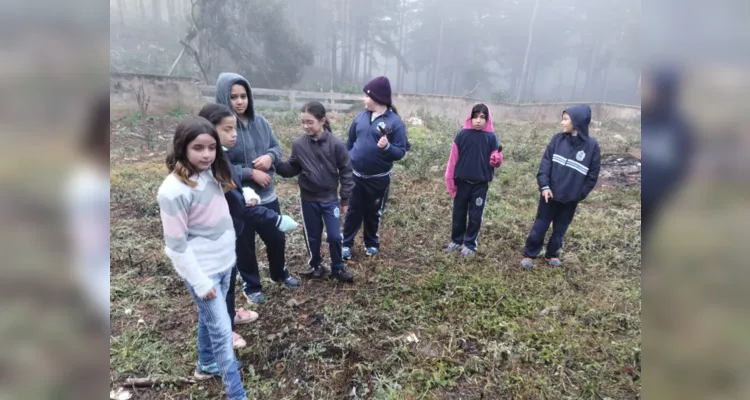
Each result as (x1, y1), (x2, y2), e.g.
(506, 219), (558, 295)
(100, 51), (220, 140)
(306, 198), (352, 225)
(563, 104), (592, 140)
(463, 104), (495, 132)
(643, 66), (680, 120)
(215, 72), (255, 120)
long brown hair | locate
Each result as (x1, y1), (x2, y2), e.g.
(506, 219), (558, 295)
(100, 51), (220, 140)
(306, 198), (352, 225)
(165, 116), (236, 192)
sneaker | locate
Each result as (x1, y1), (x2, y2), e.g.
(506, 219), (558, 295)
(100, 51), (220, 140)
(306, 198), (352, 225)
(193, 360), (243, 381)
(443, 242), (462, 253)
(244, 291), (265, 305)
(521, 258), (533, 269)
(331, 268), (354, 283)
(283, 275), (301, 288)
(342, 247), (352, 261)
(310, 266), (327, 279)
(232, 331), (247, 349)
(365, 247), (379, 257)
(459, 247), (475, 259)
(233, 308), (258, 325)
(547, 258), (562, 267)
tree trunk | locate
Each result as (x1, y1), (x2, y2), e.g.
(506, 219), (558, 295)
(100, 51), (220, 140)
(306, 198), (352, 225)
(330, 26), (338, 89)
(353, 34), (361, 83)
(117, 0), (126, 26)
(516, 0), (540, 103)
(570, 59), (581, 101)
(138, 0), (147, 20)
(433, 17), (444, 93)
(152, 0), (163, 22)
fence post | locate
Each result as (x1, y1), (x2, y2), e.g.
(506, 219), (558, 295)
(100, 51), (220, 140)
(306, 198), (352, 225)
(289, 91), (296, 110)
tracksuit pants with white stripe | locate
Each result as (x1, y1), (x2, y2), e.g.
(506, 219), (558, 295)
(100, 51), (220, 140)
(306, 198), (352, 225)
(523, 196), (578, 259)
(343, 175), (390, 250)
(301, 200), (344, 271)
(451, 179), (489, 251)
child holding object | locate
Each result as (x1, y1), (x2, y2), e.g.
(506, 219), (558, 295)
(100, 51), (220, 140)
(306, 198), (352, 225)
(444, 103), (503, 258)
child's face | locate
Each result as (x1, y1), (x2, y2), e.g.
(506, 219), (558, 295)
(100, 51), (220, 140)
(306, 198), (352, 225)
(561, 112), (574, 133)
(363, 94), (376, 111)
(300, 112), (325, 136)
(216, 116), (237, 148)
(187, 133), (217, 171)
(471, 113), (487, 130)
(230, 84), (249, 115)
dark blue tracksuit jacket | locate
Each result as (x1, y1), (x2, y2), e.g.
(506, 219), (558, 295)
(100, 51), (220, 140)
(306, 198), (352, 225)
(537, 105), (601, 204)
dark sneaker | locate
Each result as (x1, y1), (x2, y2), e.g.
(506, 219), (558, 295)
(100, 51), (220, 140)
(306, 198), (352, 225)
(459, 247), (475, 259)
(365, 247), (379, 257)
(330, 268), (354, 283)
(244, 291), (265, 305)
(342, 247), (352, 260)
(310, 266), (327, 279)
(444, 242), (462, 253)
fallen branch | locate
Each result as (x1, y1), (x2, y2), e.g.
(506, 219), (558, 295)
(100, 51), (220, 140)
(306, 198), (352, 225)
(122, 376), (197, 388)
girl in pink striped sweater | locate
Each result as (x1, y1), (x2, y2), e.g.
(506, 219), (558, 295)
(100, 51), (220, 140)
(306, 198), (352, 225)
(156, 116), (248, 400)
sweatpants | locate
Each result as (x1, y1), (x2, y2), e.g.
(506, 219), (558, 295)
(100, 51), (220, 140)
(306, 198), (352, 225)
(343, 175), (390, 250)
(235, 199), (289, 294)
(300, 200), (344, 271)
(523, 196), (579, 259)
(450, 180), (489, 251)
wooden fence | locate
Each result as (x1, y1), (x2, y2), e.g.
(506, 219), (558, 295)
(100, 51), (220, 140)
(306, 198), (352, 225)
(200, 86), (364, 111)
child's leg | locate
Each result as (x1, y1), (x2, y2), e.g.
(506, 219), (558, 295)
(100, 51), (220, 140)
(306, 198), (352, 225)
(321, 200), (345, 270)
(362, 176), (390, 249)
(236, 226), (262, 295)
(343, 176), (367, 249)
(463, 182), (489, 251)
(256, 199), (291, 283)
(545, 201), (579, 259)
(226, 265), (237, 331)
(186, 272), (246, 399)
(450, 180), (471, 246)
(522, 196), (557, 258)
(300, 200), (324, 269)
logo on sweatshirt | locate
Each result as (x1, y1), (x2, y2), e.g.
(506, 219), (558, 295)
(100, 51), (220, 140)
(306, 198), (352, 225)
(334, 207), (340, 218)
(476, 197), (484, 207)
(576, 150), (586, 161)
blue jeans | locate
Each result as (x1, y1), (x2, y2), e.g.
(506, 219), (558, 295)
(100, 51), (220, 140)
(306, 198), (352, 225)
(185, 269), (247, 400)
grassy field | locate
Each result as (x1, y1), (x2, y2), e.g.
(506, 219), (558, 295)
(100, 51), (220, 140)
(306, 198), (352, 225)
(110, 109), (641, 399)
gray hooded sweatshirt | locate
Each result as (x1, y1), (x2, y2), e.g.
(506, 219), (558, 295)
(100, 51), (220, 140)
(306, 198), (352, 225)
(215, 72), (283, 204)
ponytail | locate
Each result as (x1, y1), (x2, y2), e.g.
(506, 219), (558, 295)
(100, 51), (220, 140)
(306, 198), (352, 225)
(323, 120), (332, 132)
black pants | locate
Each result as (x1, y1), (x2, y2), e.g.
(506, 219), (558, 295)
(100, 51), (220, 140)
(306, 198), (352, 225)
(226, 265), (239, 331)
(300, 200), (344, 271)
(451, 180), (489, 251)
(343, 175), (390, 249)
(236, 199), (289, 294)
(523, 196), (579, 259)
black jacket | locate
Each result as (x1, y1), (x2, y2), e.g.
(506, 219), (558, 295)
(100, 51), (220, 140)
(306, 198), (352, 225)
(537, 105), (601, 204)
(276, 131), (355, 204)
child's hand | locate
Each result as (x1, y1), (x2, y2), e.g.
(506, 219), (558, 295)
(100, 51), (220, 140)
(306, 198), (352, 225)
(542, 189), (553, 203)
(246, 199), (257, 207)
(377, 136), (389, 149)
(277, 215), (299, 233)
(203, 287), (217, 300)
(242, 187), (261, 206)
(341, 205), (348, 215)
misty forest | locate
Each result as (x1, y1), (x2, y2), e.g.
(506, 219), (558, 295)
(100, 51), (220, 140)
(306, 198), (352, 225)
(110, 0), (640, 104)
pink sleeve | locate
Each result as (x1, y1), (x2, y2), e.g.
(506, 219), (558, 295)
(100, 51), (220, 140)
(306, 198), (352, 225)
(490, 150), (503, 168)
(445, 143), (459, 197)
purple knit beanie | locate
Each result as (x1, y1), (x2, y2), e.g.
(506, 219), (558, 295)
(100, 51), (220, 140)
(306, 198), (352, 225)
(363, 76), (392, 106)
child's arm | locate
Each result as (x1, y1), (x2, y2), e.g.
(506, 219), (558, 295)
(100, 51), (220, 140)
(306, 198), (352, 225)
(445, 134), (460, 198)
(537, 137), (556, 193)
(382, 122), (407, 161)
(345, 120), (357, 151)
(579, 142), (601, 201)
(489, 133), (503, 168)
(335, 140), (355, 207)
(276, 143), (303, 178)
(157, 192), (214, 298)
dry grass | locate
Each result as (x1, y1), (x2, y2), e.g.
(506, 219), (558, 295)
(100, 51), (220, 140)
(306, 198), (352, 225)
(110, 109), (641, 399)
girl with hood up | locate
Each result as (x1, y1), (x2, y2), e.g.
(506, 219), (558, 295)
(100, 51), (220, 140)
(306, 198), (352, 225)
(444, 103), (504, 258)
(215, 72), (300, 305)
(521, 104), (601, 269)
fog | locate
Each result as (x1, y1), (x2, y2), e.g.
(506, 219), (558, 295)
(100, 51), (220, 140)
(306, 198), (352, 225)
(110, 0), (640, 105)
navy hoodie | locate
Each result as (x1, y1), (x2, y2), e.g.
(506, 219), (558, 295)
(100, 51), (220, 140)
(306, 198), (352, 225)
(224, 158), (282, 236)
(537, 105), (601, 204)
(345, 108), (408, 178)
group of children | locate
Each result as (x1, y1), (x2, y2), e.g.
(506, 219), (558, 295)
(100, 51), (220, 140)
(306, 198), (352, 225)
(156, 72), (600, 399)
